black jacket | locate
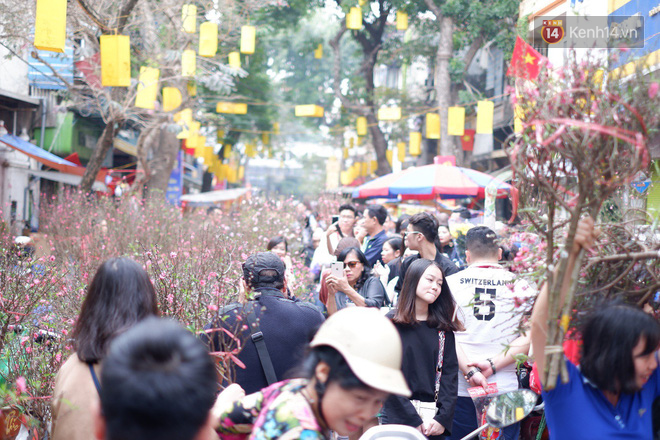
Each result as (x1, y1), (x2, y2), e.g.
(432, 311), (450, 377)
(201, 288), (325, 394)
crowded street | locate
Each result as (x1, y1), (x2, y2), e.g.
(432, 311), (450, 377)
(0, 0), (659, 439)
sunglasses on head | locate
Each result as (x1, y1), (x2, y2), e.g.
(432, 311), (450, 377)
(344, 261), (360, 269)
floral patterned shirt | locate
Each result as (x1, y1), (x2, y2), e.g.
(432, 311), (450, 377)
(216, 379), (328, 440)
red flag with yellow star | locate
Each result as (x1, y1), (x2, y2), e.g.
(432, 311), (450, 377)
(461, 129), (475, 151)
(507, 36), (546, 80)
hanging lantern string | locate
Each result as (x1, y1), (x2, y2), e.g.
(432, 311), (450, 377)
(206, 90), (512, 137)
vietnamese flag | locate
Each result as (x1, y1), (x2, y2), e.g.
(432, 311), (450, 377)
(461, 129), (475, 151)
(506, 36), (546, 80)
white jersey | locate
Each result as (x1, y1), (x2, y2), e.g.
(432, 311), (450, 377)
(446, 263), (536, 397)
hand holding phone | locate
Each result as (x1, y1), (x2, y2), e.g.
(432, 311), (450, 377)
(331, 215), (340, 224)
(330, 262), (344, 278)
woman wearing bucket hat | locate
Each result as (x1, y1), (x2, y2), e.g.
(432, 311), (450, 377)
(381, 258), (462, 439)
(214, 307), (411, 439)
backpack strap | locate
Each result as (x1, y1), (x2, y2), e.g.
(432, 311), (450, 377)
(245, 301), (277, 385)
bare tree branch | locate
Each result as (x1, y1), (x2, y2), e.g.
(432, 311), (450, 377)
(76, 0), (112, 32)
(117, 0), (141, 33)
(462, 35), (483, 74)
(30, 51), (74, 90)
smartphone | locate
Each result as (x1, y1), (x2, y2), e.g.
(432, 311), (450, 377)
(330, 262), (344, 278)
(331, 215), (340, 224)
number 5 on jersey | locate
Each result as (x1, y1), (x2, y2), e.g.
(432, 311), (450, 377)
(473, 288), (496, 321)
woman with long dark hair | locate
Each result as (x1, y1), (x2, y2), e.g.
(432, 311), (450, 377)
(324, 247), (386, 315)
(436, 225), (464, 269)
(51, 257), (159, 440)
(381, 258), (462, 439)
(374, 237), (404, 306)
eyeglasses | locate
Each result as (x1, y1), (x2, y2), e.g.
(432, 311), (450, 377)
(404, 231), (423, 238)
(344, 261), (360, 269)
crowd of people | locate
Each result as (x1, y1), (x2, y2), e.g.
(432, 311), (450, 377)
(47, 202), (660, 440)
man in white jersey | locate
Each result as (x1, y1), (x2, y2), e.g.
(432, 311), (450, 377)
(446, 226), (536, 440)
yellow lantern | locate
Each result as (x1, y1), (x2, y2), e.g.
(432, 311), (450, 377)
(397, 142), (406, 162)
(409, 132), (422, 156)
(347, 7), (362, 30)
(134, 67), (160, 110)
(216, 102), (248, 114)
(187, 81), (197, 97)
(178, 125), (191, 140)
(343, 147), (349, 160)
(396, 11), (408, 31)
(262, 132), (269, 145)
(314, 44), (323, 59)
(233, 103), (248, 114)
(174, 108), (192, 123)
(386, 150), (393, 166)
(228, 52), (241, 69)
(182, 49), (196, 77)
(182, 5), (197, 33)
(241, 25), (256, 55)
(426, 113), (440, 139)
(215, 163), (226, 181)
(227, 166), (237, 183)
(192, 143), (204, 157)
(448, 107), (465, 136)
(246, 143), (256, 158)
(377, 107), (401, 121)
(358, 0), (368, 5)
(34, 0), (66, 52)
(340, 171), (351, 186)
(202, 144), (214, 165)
(182, 121), (200, 144)
(356, 117), (368, 136)
(273, 122), (280, 134)
(349, 137), (355, 148)
(514, 104), (524, 133)
(174, 108), (192, 124)
(295, 105), (324, 117)
(370, 160), (378, 174)
(162, 87), (182, 112)
(360, 161), (368, 177)
(476, 100), (494, 134)
(238, 166), (245, 180)
(199, 22), (218, 57)
(351, 163), (360, 181)
(100, 35), (131, 87)
(189, 121), (201, 137)
(223, 144), (232, 159)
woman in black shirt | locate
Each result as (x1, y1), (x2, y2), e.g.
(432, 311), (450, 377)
(382, 258), (462, 439)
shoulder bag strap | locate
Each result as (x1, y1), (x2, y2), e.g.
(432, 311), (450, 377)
(88, 363), (102, 395)
(245, 301), (278, 385)
(434, 331), (446, 401)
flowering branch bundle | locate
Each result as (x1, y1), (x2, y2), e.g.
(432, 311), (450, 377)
(506, 49), (658, 389)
